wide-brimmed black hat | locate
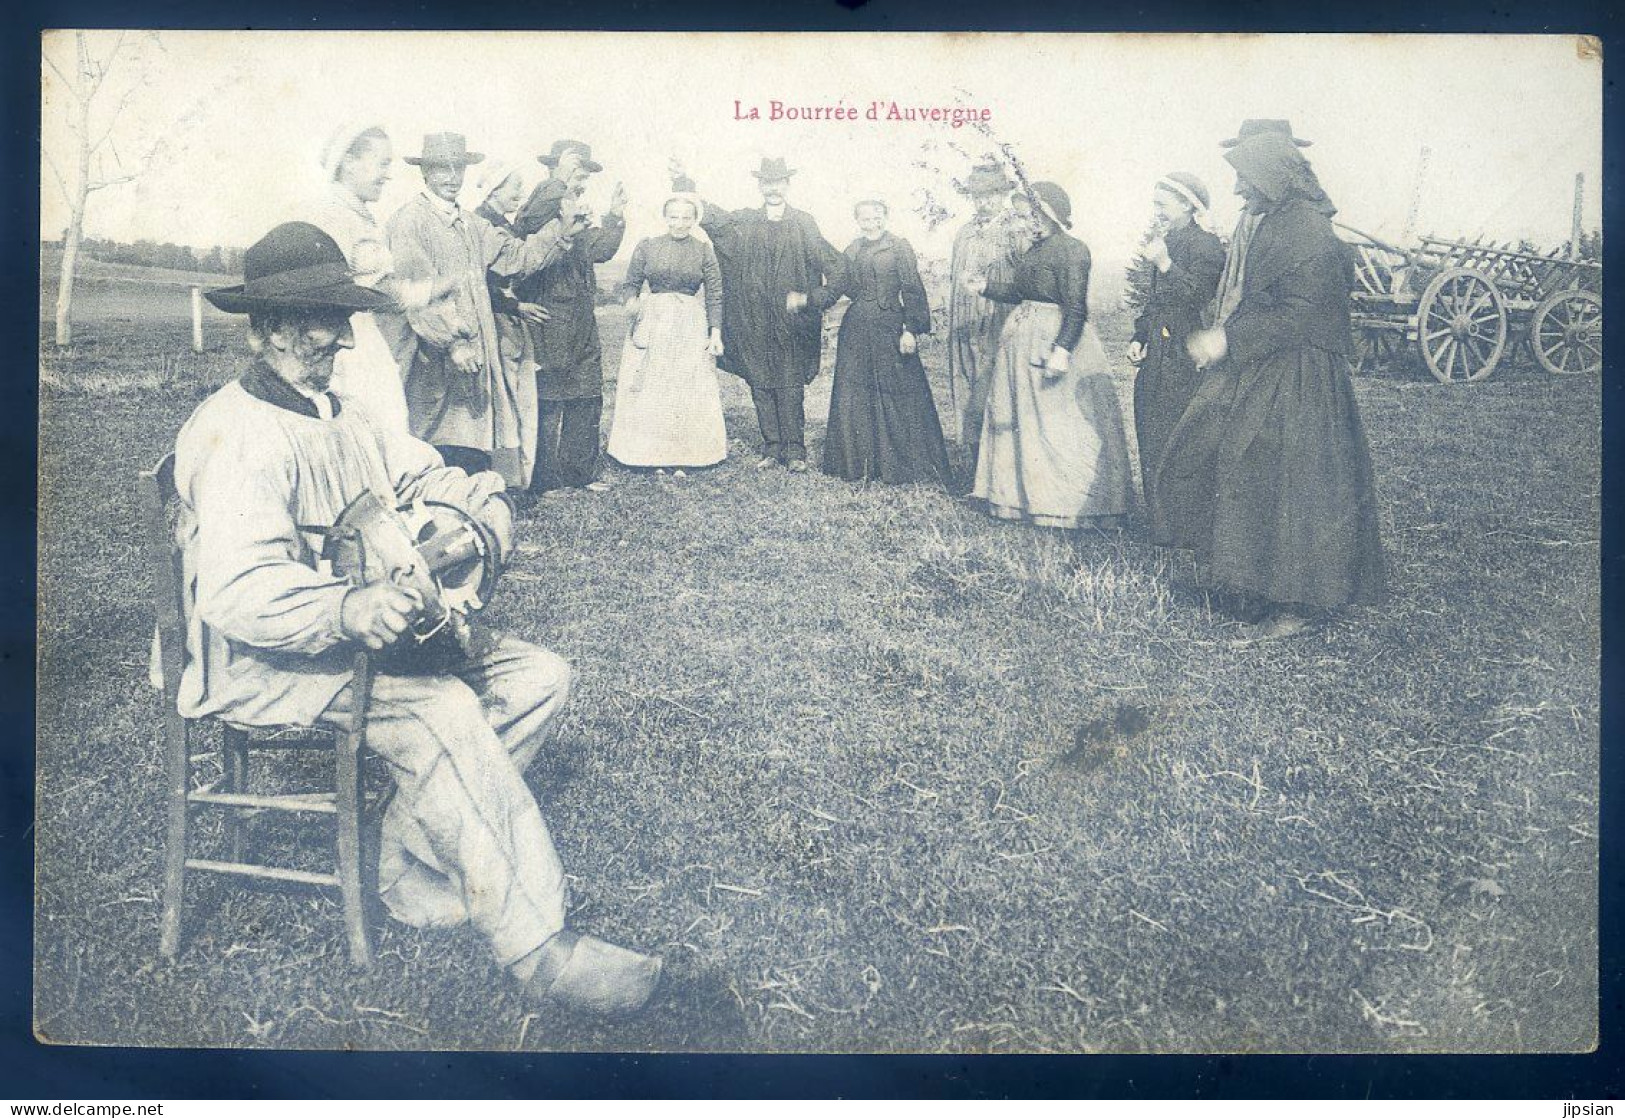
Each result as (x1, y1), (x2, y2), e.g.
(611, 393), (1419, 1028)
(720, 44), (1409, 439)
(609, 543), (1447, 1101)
(964, 162), (1015, 196)
(538, 139), (603, 173)
(750, 157), (797, 181)
(205, 222), (390, 315)
(403, 132), (485, 167)
(1220, 119), (1312, 148)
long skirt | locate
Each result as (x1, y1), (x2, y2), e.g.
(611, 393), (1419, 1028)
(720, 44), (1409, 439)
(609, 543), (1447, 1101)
(489, 310), (539, 489)
(1133, 320), (1203, 519)
(973, 301), (1135, 527)
(332, 311), (410, 437)
(1153, 346), (1386, 610)
(607, 292), (727, 468)
(822, 303), (950, 486)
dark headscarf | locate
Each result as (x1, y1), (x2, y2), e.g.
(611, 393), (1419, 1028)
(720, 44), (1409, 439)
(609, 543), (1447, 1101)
(1224, 132), (1336, 217)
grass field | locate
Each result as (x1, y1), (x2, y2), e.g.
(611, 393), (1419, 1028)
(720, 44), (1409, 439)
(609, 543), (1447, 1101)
(34, 265), (1600, 1053)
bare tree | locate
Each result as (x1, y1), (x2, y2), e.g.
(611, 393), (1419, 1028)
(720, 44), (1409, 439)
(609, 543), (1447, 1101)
(43, 31), (169, 347)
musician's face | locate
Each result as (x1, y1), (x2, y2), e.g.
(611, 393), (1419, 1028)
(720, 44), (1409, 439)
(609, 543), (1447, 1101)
(277, 312), (356, 391)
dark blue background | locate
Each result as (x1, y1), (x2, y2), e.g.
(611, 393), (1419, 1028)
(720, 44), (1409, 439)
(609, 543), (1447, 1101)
(5, 0), (1621, 1098)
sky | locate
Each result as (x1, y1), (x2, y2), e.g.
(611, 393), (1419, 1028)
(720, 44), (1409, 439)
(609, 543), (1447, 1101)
(40, 32), (1603, 274)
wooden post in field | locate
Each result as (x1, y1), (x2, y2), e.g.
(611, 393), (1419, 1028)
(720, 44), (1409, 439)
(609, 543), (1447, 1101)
(1570, 173), (1584, 260)
(190, 285), (204, 353)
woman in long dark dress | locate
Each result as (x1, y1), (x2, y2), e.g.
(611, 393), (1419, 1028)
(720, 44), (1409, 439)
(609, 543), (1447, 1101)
(1155, 131), (1385, 639)
(1127, 172), (1225, 523)
(818, 200), (951, 486)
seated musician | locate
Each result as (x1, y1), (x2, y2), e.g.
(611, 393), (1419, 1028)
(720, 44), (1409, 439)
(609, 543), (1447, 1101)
(171, 221), (662, 1015)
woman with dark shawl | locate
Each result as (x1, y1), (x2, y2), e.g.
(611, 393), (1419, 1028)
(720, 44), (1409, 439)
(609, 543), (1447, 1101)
(1154, 131), (1385, 639)
(818, 199), (951, 486)
(966, 182), (1135, 529)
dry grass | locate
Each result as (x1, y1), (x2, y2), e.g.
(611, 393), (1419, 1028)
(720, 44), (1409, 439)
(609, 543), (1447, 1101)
(34, 276), (1599, 1053)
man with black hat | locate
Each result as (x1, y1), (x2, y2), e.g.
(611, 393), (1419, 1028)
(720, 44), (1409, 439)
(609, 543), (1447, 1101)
(669, 156), (840, 472)
(171, 221), (663, 1015)
(512, 140), (628, 495)
(386, 132), (579, 482)
(947, 161), (1024, 473)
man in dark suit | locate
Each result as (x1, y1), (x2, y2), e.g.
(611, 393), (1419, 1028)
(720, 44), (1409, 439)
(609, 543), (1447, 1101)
(670, 156), (839, 473)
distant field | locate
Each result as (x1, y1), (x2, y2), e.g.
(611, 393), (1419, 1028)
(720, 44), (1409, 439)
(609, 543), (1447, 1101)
(35, 265), (1599, 1054)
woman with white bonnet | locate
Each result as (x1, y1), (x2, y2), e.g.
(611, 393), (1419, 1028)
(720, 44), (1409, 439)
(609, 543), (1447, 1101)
(470, 158), (550, 489)
(606, 192), (727, 474)
(1127, 171), (1225, 524)
(306, 121), (452, 436)
(964, 181), (1134, 530)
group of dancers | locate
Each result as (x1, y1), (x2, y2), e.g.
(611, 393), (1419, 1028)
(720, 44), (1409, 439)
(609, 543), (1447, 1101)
(307, 117), (1385, 640)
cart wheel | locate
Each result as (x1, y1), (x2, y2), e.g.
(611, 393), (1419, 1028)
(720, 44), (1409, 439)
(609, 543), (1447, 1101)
(1417, 268), (1508, 384)
(1353, 328), (1403, 375)
(1532, 289), (1602, 376)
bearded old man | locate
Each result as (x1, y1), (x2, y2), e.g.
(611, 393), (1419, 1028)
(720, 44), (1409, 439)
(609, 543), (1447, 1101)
(171, 221), (663, 1014)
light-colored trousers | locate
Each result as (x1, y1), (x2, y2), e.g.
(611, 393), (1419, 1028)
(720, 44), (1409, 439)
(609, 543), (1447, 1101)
(322, 634), (572, 968)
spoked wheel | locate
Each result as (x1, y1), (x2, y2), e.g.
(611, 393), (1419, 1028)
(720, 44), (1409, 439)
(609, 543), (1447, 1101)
(1532, 289), (1602, 376)
(1417, 267), (1508, 384)
(1352, 325), (1405, 375)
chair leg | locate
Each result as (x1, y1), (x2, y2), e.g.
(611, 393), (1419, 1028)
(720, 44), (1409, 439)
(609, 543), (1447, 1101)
(221, 726), (250, 864)
(336, 726), (373, 971)
(159, 713), (191, 961)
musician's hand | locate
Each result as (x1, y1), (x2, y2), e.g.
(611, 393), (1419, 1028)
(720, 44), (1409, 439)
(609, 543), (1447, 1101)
(1126, 339), (1147, 365)
(341, 583), (423, 650)
(705, 329), (725, 358)
(899, 330), (917, 356)
(518, 302), (551, 325)
(1042, 345), (1070, 376)
(786, 291), (809, 313)
(479, 495), (514, 561)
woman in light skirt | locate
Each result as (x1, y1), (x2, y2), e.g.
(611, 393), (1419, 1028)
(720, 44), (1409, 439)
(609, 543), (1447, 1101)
(606, 194), (728, 471)
(966, 181), (1134, 528)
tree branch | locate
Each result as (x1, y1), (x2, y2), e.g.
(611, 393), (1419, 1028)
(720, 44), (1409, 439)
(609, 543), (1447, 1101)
(41, 50), (80, 103)
(87, 84), (140, 154)
(86, 173), (138, 192)
(84, 31), (127, 101)
(43, 150), (71, 203)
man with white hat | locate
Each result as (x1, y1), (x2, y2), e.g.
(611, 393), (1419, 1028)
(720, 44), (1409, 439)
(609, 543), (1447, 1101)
(173, 220), (664, 1015)
(386, 132), (581, 483)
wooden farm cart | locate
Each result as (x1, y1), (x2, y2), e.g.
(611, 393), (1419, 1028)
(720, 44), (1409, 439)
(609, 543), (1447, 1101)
(1338, 225), (1602, 383)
